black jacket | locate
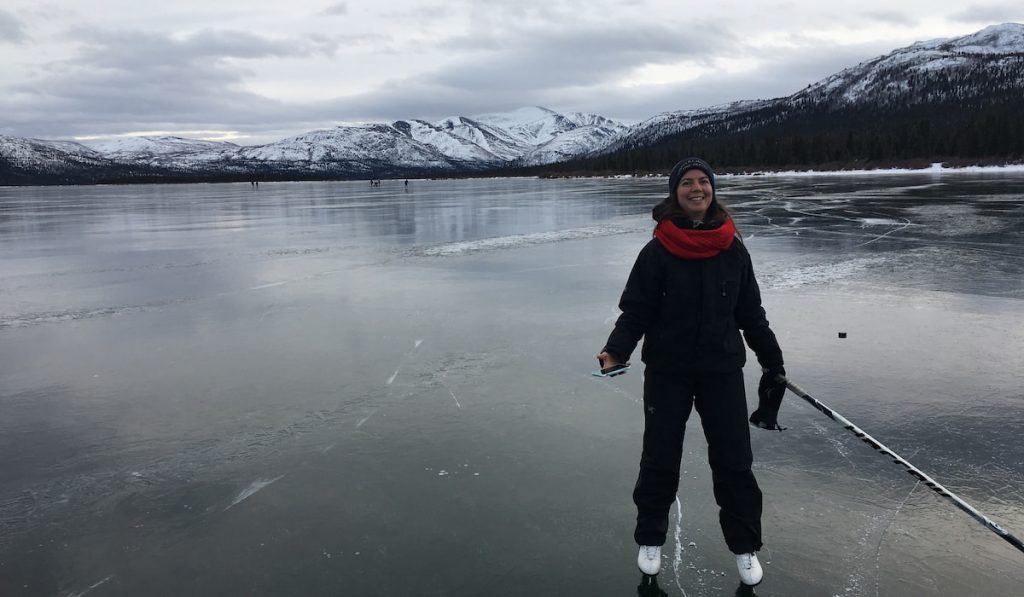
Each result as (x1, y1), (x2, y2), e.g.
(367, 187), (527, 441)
(603, 235), (783, 374)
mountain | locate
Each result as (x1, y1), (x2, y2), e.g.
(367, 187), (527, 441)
(417, 116), (527, 162)
(2, 23), (1022, 185)
(393, 120), (503, 163)
(233, 124), (483, 175)
(519, 122), (629, 166)
(81, 136), (240, 166)
(790, 23), (1024, 110)
(597, 100), (774, 155)
(566, 23), (1024, 173)
(0, 135), (135, 185)
(1, 107), (625, 184)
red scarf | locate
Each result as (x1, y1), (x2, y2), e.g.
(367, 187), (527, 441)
(654, 218), (736, 259)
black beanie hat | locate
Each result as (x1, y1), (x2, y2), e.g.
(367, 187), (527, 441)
(668, 157), (715, 195)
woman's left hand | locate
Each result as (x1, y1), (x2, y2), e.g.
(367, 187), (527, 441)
(750, 367), (787, 431)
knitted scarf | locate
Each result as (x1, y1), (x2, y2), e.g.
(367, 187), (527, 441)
(654, 217), (736, 259)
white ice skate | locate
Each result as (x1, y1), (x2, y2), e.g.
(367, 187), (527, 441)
(637, 545), (662, 575)
(735, 552), (763, 586)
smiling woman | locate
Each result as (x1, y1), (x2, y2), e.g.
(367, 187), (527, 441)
(651, 157), (732, 225)
(596, 157), (788, 586)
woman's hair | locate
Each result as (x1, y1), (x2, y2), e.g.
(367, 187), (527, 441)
(651, 191), (733, 225)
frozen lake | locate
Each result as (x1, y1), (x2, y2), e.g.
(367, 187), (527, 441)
(1, 174), (1022, 596)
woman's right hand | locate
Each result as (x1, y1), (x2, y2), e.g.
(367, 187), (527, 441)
(596, 351), (620, 369)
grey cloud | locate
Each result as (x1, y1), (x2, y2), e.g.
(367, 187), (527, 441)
(320, 2), (348, 16)
(863, 11), (917, 26)
(397, 4), (456, 23)
(581, 43), (894, 122)
(0, 13), (924, 145)
(0, 9), (27, 43)
(316, 37), (890, 126)
(460, 0), (606, 24)
(434, 23), (735, 92)
(70, 28), (336, 68)
(949, 3), (1024, 23)
(1, 28), (333, 139)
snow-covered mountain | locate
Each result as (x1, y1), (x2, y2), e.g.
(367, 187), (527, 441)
(432, 115), (534, 161)
(223, 110), (625, 172)
(2, 23), (1022, 185)
(235, 124), (468, 172)
(519, 122), (631, 166)
(597, 100), (774, 156)
(393, 120), (501, 163)
(1, 108), (615, 183)
(605, 23), (1024, 153)
(789, 23), (1024, 110)
(0, 135), (119, 184)
(81, 136), (239, 165)
(471, 106), (625, 148)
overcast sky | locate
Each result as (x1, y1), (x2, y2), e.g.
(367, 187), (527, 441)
(1, 1), (1021, 144)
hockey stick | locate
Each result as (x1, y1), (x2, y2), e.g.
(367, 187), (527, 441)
(780, 375), (1024, 555)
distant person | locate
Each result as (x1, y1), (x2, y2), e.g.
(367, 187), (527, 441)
(596, 157), (787, 587)
(405, 179), (409, 187)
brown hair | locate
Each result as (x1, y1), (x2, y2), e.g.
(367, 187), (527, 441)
(651, 192), (734, 225)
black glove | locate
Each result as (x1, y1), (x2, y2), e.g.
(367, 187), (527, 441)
(750, 366), (787, 431)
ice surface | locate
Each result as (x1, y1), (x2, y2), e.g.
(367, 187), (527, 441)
(0, 174), (1022, 596)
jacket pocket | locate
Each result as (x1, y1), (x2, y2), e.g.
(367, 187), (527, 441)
(719, 279), (739, 310)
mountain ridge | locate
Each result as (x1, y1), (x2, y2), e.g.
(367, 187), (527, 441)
(2, 23), (1023, 185)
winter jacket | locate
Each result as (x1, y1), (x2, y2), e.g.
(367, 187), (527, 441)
(603, 233), (783, 374)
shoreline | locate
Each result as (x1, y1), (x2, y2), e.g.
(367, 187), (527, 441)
(4, 162), (1024, 189)
(598, 162), (1024, 180)
(726, 162), (1024, 178)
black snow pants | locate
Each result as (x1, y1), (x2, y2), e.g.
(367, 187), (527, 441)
(633, 369), (763, 554)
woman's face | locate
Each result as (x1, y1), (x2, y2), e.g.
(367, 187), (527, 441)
(675, 169), (713, 221)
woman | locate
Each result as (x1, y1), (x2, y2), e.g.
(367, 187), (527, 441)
(596, 157), (787, 587)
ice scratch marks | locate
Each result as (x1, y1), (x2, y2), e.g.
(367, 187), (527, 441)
(856, 217), (913, 247)
(671, 495), (689, 597)
(0, 298), (190, 329)
(224, 475), (284, 511)
(387, 339), (424, 385)
(248, 281), (289, 290)
(356, 409), (377, 428)
(808, 419), (860, 472)
(67, 575), (113, 597)
(601, 380), (642, 406)
(874, 480), (919, 597)
(438, 377), (462, 409)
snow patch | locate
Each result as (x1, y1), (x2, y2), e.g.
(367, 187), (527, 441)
(417, 223), (646, 257)
(759, 257), (889, 289)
